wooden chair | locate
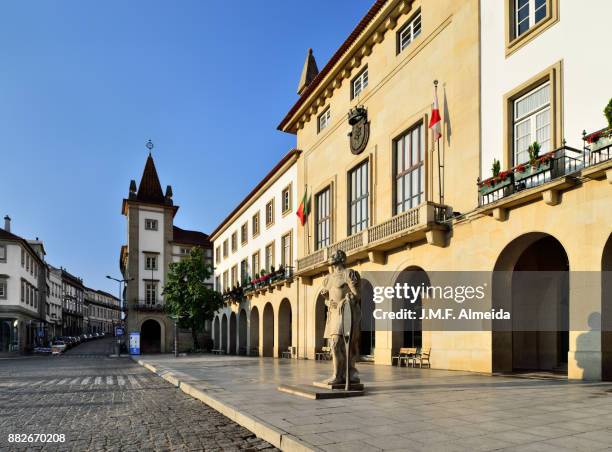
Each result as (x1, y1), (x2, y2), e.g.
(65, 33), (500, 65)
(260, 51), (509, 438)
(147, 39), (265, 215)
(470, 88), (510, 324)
(412, 348), (431, 368)
(392, 347), (417, 366)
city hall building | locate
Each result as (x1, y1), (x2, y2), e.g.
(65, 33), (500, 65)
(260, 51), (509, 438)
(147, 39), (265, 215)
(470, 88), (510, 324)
(212, 0), (611, 381)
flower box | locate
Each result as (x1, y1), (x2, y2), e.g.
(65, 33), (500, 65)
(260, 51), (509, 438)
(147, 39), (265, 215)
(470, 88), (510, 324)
(591, 135), (612, 152)
(478, 172), (513, 197)
(514, 155), (554, 183)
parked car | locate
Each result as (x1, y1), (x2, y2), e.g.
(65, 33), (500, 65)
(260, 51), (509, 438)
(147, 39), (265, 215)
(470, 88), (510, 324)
(51, 341), (67, 355)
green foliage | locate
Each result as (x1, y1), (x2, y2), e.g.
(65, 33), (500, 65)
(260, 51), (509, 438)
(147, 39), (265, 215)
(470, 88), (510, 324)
(528, 141), (541, 164)
(491, 159), (500, 178)
(605, 98), (612, 128)
(163, 247), (222, 349)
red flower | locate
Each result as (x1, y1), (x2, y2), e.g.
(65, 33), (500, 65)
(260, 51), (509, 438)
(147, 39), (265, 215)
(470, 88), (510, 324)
(515, 163), (526, 173)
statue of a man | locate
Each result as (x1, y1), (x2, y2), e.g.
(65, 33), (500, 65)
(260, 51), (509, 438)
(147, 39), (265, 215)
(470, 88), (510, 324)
(321, 250), (361, 385)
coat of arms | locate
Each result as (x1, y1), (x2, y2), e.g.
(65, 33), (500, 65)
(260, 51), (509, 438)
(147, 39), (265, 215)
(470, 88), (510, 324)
(348, 106), (369, 155)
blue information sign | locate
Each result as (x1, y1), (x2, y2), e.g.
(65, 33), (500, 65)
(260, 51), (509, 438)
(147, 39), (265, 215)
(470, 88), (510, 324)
(115, 327), (125, 337)
(129, 332), (140, 355)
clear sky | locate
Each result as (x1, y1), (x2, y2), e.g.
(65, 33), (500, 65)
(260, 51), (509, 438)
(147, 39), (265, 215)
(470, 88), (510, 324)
(0, 0), (373, 294)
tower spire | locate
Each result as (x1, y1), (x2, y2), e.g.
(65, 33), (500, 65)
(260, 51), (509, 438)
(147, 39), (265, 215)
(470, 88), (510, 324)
(297, 48), (319, 95)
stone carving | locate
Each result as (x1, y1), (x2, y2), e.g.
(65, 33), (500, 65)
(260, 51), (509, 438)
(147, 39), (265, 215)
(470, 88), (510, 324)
(348, 106), (370, 155)
(321, 250), (361, 385)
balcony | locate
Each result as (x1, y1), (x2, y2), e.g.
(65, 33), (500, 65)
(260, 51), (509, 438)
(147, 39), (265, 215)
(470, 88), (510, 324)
(129, 301), (165, 312)
(478, 134), (612, 220)
(297, 202), (450, 278)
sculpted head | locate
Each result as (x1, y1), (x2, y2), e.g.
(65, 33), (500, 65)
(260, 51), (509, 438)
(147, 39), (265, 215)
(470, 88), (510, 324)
(330, 250), (347, 271)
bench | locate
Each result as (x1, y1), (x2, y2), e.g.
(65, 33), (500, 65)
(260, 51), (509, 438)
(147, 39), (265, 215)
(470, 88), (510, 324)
(315, 345), (331, 361)
(411, 348), (431, 368)
(392, 347), (417, 366)
(281, 346), (297, 359)
(211, 349), (225, 355)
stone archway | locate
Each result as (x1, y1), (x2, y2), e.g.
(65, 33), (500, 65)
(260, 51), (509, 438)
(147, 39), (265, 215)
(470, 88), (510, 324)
(262, 303), (274, 357)
(140, 319), (161, 354)
(229, 312), (237, 355)
(249, 307), (260, 356)
(238, 309), (247, 355)
(278, 299), (292, 357)
(602, 234), (612, 380)
(315, 293), (328, 354)
(393, 267), (429, 349)
(221, 314), (228, 353)
(493, 233), (569, 374)
(213, 316), (220, 350)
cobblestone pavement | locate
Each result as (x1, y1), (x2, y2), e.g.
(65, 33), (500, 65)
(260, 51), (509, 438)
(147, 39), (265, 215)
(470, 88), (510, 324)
(0, 342), (277, 452)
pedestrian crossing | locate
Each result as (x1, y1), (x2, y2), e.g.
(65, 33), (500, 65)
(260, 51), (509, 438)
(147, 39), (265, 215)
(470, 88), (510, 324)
(0, 374), (155, 389)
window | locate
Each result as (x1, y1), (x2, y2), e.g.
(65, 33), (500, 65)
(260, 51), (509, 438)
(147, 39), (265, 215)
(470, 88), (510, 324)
(281, 185), (292, 214)
(252, 252), (260, 277)
(144, 254), (158, 271)
(395, 123), (425, 213)
(513, 82), (550, 165)
(0, 244), (6, 262)
(0, 279), (6, 299)
(348, 160), (370, 235)
(515, 0), (547, 37)
(315, 188), (331, 250)
(281, 233), (292, 269)
(506, 0), (558, 55)
(144, 219), (158, 231)
(215, 246), (221, 263)
(266, 199), (275, 227)
(252, 212), (260, 237)
(180, 247), (190, 255)
(318, 108), (331, 133)
(21, 249), (24, 267)
(397, 11), (421, 53)
(241, 222), (248, 245)
(231, 265), (238, 287)
(240, 259), (248, 283)
(231, 231), (238, 252)
(145, 282), (157, 305)
(222, 271), (229, 292)
(223, 240), (228, 258)
(351, 67), (368, 99)
(265, 243), (274, 272)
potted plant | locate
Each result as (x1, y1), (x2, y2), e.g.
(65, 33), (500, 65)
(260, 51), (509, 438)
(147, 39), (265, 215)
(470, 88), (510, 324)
(514, 142), (555, 183)
(585, 98), (612, 152)
(478, 159), (513, 196)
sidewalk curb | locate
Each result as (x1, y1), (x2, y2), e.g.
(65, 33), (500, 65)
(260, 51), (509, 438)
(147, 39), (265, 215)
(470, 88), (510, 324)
(132, 357), (316, 452)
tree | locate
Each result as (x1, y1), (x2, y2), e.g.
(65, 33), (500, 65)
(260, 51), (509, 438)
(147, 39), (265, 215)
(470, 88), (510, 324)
(163, 247), (222, 350)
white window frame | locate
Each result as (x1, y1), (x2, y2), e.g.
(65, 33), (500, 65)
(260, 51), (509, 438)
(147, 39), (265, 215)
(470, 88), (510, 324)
(144, 254), (158, 271)
(315, 187), (331, 250)
(398, 12), (422, 53)
(145, 282), (157, 305)
(513, 82), (551, 165)
(351, 67), (368, 99)
(0, 279), (7, 299)
(144, 219), (158, 231)
(318, 108), (331, 133)
(515, 0), (547, 37)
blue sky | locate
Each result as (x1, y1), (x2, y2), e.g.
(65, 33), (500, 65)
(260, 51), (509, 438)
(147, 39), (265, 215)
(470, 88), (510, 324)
(0, 1), (373, 294)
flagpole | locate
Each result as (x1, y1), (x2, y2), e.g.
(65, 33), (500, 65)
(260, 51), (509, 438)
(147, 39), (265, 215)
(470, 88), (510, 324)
(434, 80), (443, 206)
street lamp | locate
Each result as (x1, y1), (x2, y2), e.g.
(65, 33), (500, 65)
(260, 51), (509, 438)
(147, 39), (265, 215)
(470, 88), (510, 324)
(106, 275), (133, 354)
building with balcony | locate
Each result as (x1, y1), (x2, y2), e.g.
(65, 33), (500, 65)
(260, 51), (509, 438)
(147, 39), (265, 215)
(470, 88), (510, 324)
(46, 265), (63, 339)
(120, 151), (213, 353)
(61, 268), (84, 336)
(0, 216), (47, 353)
(211, 149), (299, 357)
(271, 0), (610, 380)
(84, 288), (120, 334)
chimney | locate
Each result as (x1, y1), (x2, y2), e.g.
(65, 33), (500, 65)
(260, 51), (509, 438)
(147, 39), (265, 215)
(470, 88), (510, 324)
(3, 215), (10, 232)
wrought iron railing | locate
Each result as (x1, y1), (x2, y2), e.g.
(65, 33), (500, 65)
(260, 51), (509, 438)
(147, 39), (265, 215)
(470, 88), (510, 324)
(479, 145), (583, 206)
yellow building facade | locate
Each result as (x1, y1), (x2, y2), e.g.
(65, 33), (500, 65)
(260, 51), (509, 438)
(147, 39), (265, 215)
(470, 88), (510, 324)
(277, 0), (612, 380)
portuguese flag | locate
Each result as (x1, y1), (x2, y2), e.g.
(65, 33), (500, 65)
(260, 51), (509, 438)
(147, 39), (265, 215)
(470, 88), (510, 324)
(296, 189), (310, 226)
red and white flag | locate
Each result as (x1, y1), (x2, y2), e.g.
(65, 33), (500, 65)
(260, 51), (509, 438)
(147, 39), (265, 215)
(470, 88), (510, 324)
(429, 88), (442, 141)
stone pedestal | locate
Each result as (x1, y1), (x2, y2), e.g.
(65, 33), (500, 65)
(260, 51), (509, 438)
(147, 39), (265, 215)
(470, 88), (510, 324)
(312, 381), (364, 391)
